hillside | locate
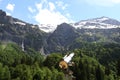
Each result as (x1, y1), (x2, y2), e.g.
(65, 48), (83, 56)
(0, 40), (120, 80)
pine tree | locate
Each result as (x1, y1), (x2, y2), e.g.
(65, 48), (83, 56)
(117, 60), (120, 76)
(96, 65), (105, 80)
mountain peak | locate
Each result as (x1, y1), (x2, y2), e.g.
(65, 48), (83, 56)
(1, 10), (119, 33)
(55, 23), (74, 32)
(0, 10), (25, 25)
(39, 16), (120, 33)
(0, 10), (6, 16)
(72, 16), (120, 29)
(92, 16), (109, 21)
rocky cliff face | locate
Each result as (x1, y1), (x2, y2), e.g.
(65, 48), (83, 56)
(45, 23), (79, 53)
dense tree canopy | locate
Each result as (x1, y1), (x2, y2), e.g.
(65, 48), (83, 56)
(0, 42), (120, 80)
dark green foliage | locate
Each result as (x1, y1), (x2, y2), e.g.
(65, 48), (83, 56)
(117, 59), (120, 77)
(0, 63), (11, 80)
(43, 53), (62, 69)
(96, 65), (105, 80)
(71, 42), (120, 80)
(72, 53), (101, 80)
(0, 42), (66, 80)
(0, 42), (120, 80)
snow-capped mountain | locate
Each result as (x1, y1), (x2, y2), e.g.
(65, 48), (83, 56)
(72, 16), (120, 29)
(39, 17), (120, 33)
(0, 9), (120, 54)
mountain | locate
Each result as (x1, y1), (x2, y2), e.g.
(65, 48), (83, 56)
(44, 17), (120, 53)
(0, 10), (120, 54)
(72, 16), (120, 29)
(0, 10), (46, 53)
(0, 10), (27, 25)
(39, 16), (120, 32)
(45, 23), (79, 53)
(45, 23), (120, 53)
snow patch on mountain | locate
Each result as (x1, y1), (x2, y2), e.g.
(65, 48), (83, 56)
(14, 21), (26, 26)
(72, 17), (120, 29)
(38, 17), (120, 33)
(39, 24), (57, 33)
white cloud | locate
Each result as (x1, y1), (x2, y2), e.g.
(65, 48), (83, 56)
(28, 6), (36, 13)
(6, 3), (15, 12)
(85, 0), (120, 6)
(56, 1), (68, 10)
(109, 0), (120, 3)
(49, 2), (55, 11)
(35, 0), (73, 25)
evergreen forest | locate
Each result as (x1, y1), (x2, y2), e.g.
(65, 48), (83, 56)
(0, 42), (120, 80)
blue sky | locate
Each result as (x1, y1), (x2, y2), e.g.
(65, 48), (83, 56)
(0, 0), (120, 25)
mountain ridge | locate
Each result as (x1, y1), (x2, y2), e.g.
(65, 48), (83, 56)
(72, 16), (120, 29)
(1, 10), (120, 32)
(0, 10), (120, 54)
(39, 16), (120, 32)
